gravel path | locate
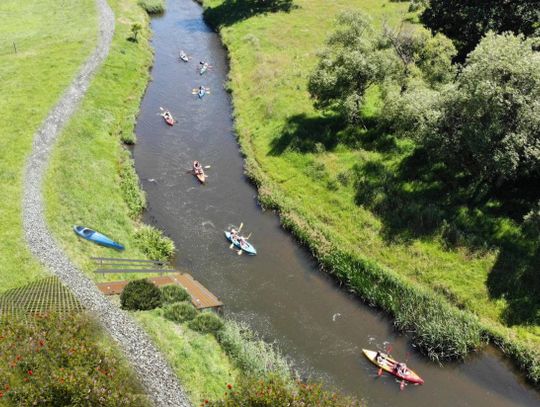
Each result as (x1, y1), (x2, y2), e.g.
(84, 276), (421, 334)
(22, 1), (191, 406)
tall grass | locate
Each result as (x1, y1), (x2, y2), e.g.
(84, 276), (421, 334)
(138, 0), (165, 14)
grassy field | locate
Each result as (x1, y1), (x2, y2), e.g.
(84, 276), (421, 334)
(200, 0), (539, 381)
(43, 0), (156, 280)
(0, 0), (97, 292)
(135, 310), (238, 404)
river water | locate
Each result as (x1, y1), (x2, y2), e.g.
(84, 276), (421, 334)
(133, 0), (540, 405)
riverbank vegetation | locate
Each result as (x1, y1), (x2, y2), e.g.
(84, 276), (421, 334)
(200, 0), (540, 384)
(0, 0), (97, 292)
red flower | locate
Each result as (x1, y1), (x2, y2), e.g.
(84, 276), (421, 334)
(28, 370), (33, 376)
(227, 384), (232, 390)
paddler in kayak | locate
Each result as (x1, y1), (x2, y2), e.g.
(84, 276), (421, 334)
(375, 351), (386, 365)
(395, 362), (408, 376)
(162, 110), (172, 121)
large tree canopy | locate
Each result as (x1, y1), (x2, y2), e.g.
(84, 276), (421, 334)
(422, 0), (539, 60)
(421, 32), (540, 186)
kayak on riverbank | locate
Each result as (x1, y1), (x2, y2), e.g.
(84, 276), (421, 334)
(73, 225), (125, 250)
(363, 349), (424, 385)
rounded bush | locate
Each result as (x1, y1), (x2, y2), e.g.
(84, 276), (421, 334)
(188, 312), (224, 335)
(161, 284), (190, 304)
(120, 279), (163, 311)
(163, 302), (197, 323)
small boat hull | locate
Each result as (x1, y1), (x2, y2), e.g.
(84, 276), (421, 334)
(362, 349), (424, 384)
(73, 225), (125, 251)
(193, 161), (206, 183)
(200, 65), (208, 75)
(224, 231), (257, 255)
(164, 114), (174, 126)
(180, 53), (189, 62)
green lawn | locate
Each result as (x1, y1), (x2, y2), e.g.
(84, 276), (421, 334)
(201, 0), (539, 374)
(0, 0), (97, 292)
(135, 310), (238, 404)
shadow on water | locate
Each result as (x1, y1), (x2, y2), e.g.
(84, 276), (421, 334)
(203, 0), (296, 28)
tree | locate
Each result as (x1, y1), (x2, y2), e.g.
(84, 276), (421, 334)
(130, 23), (142, 42)
(422, 0), (539, 60)
(308, 12), (396, 123)
(421, 32), (540, 189)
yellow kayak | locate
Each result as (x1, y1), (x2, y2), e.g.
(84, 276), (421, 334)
(362, 349), (424, 384)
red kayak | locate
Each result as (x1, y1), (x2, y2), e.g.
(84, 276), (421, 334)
(163, 112), (174, 126)
(363, 349), (424, 385)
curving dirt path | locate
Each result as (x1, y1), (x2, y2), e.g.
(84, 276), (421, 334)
(22, 0), (191, 406)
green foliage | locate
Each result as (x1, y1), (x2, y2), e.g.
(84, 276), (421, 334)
(188, 312), (224, 335)
(161, 284), (190, 304)
(130, 23), (142, 42)
(120, 279), (163, 311)
(163, 302), (197, 323)
(308, 12), (391, 123)
(216, 319), (291, 379)
(119, 152), (146, 218)
(207, 375), (360, 406)
(421, 0), (539, 60)
(137, 0), (164, 14)
(133, 225), (175, 261)
(0, 312), (149, 406)
(421, 33), (540, 186)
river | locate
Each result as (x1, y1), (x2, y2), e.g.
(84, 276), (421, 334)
(133, 0), (540, 405)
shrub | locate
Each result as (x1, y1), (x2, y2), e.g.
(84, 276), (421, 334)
(119, 152), (146, 218)
(217, 319), (291, 379)
(188, 312), (224, 335)
(133, 225), (175, 261)
(161, 284), (190, 304)
(163, 302), (197, 323)
(208, 375), (360, 406)
(121, 279), (163, 311)
(137, 0), (164, 14)
(0, 312), (149, 406)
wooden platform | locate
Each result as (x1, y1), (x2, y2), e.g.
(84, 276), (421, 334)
(96, 273), (222, 310)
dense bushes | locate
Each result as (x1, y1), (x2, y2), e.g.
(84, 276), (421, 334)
(121, 279), (163, 311)
(134, 225), (175, 261)
(0, 313), (148, 406)
(207, 375), (360, 406)
(137, 0), (164, 14)
(163, 302), (197, 323)
(188, 312), (224, 335)
(119, 152), (146, 219)
(161, 284), (190, 304)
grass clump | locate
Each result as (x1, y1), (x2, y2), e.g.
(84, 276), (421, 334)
(120, 278), (163, 311)
(189, 312), (224, 335)
(134, 225), (175, 261)
(0, 312), (149, 406)
(163, 302), (198, 323)
(138, 0), (164, 14)
(161, 284), (191, 304)
(119, 151), (146, 218)
(217, 319), (291, 379)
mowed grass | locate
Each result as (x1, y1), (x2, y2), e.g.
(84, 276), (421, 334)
(44, 0), (156, 281)
(134, 310), (238, 404)
(0, 0), (97, 292)
(202, 0), (539, 352)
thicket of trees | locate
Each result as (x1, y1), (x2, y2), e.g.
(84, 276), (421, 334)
(309, 9), (540, 241)
(421, 0), (539, 60)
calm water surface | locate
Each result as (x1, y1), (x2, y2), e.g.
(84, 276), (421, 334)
(133, 1), (540, 405)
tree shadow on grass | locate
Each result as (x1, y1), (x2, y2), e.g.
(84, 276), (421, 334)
(353, 145), (540, 325)
(204, 0), (296, 28)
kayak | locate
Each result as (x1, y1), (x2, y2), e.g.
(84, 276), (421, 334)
(198, 87), (206, 98)
(179, 51), (189, 62)
(224, 231), (257, 255)
(199, 63), (208, 75)
(163, 112), (174, 126)
(362, 349), (424, 385)
(193, 161), (206, 183)
(73, 225), (125, 251)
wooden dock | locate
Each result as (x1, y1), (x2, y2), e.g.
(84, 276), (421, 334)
(96, 272), (222, 310)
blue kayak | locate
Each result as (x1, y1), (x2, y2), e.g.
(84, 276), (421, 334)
(73, 225), (125, 250)
(224, 231), (257, 255)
